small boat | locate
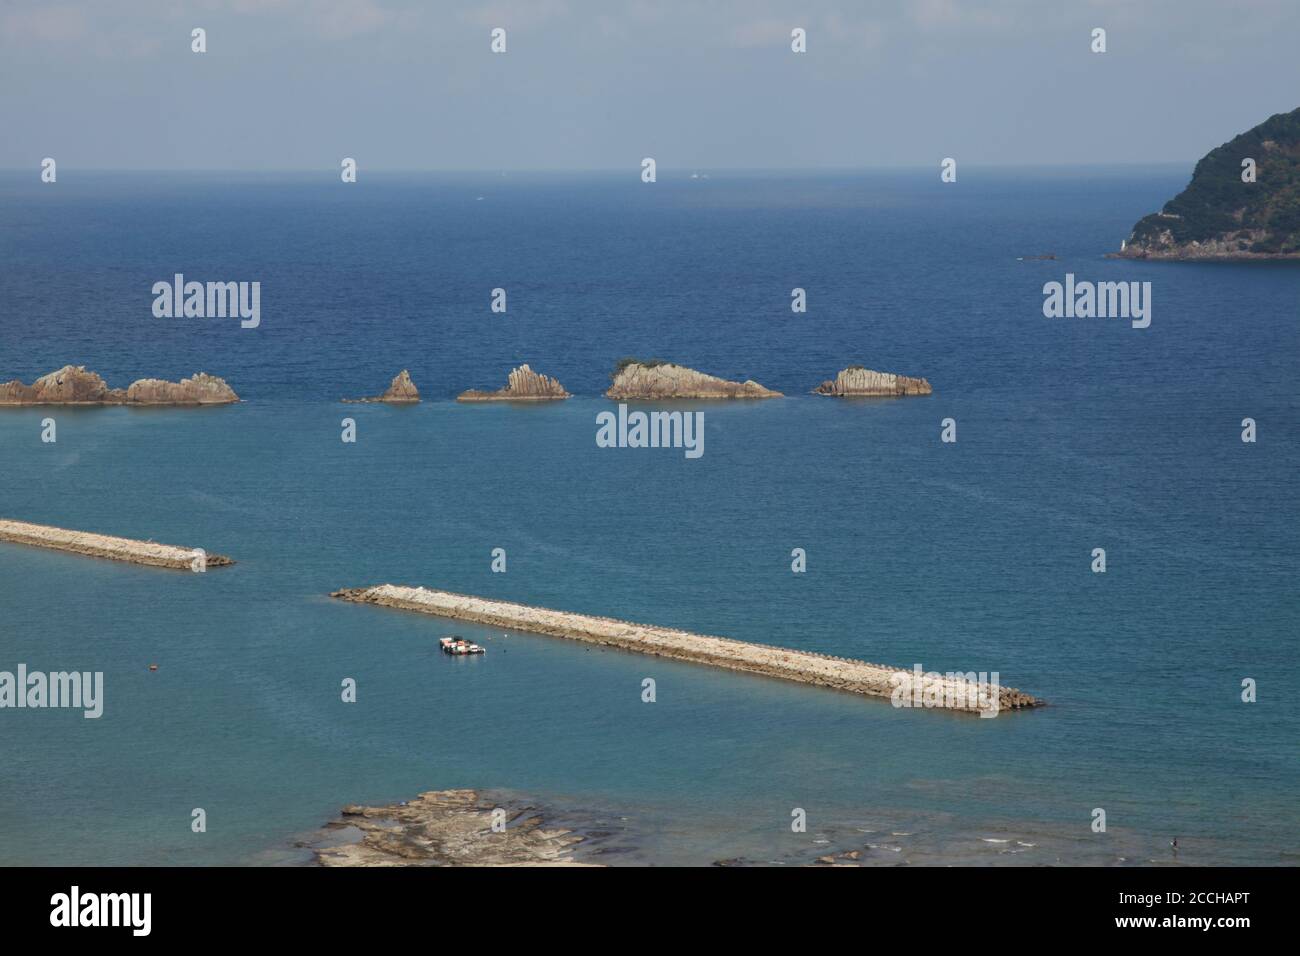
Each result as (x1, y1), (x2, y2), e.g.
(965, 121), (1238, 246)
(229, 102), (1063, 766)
(439, 636), (485, 656)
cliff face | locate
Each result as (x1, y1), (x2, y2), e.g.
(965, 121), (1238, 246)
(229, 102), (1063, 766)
(344, 370), (420, 403)
(457, 364), (570, 401)
(1117, 106), (1300, 259)
(0, 365), (238, 405)
(813, 367), (932, 397)
(606, 362), (782, 400)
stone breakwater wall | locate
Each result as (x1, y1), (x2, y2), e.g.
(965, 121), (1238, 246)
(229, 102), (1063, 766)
(0, 518), (233, 570)
(331, 585), (1041, 713)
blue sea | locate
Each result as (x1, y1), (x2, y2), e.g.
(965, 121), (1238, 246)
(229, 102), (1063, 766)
(0, 168), (1297, 865)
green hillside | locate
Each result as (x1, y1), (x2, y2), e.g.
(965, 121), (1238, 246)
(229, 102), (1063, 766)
(1123, 107), (1300, 257)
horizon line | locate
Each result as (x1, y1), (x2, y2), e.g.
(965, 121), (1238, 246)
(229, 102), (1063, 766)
(0, 161), (1195, 175)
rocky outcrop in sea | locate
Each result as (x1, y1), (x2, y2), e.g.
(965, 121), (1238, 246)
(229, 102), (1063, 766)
(312, 789), (596, 866)
(125, 373), (240, 404)
(0, 365), (238, 405)
(457, 364), (570, 401)
(813, 366), (933, 397)
(605, 361), (781, 400)
(343, 369), (420, 404)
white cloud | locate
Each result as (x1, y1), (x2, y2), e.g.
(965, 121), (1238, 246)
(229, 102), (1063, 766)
(0, 4), (89, 44)
(459, 0), (572, 30)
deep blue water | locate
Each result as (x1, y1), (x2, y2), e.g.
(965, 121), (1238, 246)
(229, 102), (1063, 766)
(0, 169), (1297, 865)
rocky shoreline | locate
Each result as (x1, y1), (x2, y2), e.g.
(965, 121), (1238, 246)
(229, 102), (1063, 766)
(312, 789), (597, 866)
(0, 365), (238, 405)
(331, 584), (1041, 713)
(0, 518), (233, 569)
(1108, 247), (1300, 260)
(457, 364), (570, 401)
(301, 787), (1170, 867)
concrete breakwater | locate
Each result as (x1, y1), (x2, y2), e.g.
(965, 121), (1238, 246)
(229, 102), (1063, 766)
(0, 518), (233, 570)
(331, 585), (1041, 713)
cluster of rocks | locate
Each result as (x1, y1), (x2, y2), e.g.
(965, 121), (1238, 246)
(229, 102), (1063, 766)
(458, 363), (570, 401)
(313, 789), (595, 866)
(1, 362), (935, 405)
(0, 365), (238, 405)
(604, 361), (933, 400)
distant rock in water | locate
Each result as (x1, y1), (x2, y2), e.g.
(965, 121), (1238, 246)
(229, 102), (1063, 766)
(1115, 106), (1300, 259)
(457, 364), (570, 402)
(344, 369), (420, 404)
(606, 360), (782, 400)
(813, 367), (932, 397)
(126, 373), (240, 404)
(0, 365), (238, 405)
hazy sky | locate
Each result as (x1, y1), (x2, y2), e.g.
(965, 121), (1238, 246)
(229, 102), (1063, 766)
(2, 0), (1298, 170)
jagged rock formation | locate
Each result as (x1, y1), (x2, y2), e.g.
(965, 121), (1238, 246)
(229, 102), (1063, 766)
(605, 360), (781, 400)
(313, 789), (595, 866)
(0, 365), (238, 405)
(1115, 106), (1300, 259)
(343, 369), (420, 404)
(125, 372), (240, 404)
(332, 585), (1042, 713)
(457, 364), (570, 402)
(813, 366), (933, 397)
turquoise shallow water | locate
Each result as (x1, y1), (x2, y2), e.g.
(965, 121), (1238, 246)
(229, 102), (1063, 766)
(0, 170), (1297, 864)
